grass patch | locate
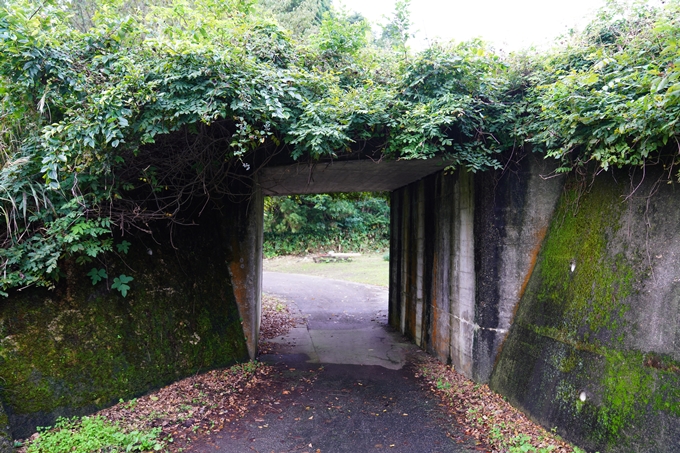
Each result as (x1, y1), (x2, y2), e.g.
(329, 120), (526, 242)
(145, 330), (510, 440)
(25, 416), (163, 453)
(263, 252), (389, 287)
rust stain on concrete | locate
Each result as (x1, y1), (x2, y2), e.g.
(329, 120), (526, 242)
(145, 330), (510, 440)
(494, 224), (550, 369)
(517, 225), (548, 303)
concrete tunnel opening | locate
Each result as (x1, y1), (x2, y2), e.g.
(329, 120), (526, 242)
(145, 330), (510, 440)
(255, 157), (452, 365)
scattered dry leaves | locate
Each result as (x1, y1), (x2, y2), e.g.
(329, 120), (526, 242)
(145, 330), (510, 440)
(412, 353), (579, 453)
(259, 293), (301, 354)
(22, 362), (272, 452)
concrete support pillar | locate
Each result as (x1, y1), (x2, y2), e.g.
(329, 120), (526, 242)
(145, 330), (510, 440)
(390, 169), (476, 375)
(389, 157), (563, 382)
(450, 170), (476, 376)
(415, 181), (426, 346)
(228, 183), (264, 360)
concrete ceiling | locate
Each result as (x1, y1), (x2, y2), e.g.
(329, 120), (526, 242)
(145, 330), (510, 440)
(257, 157), (451, 195)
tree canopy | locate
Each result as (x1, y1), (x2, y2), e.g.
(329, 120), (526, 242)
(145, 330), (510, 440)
(0, 0), (678, 294)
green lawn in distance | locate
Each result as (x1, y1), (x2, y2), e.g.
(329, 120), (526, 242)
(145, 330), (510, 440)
(263, 253), (389, 287)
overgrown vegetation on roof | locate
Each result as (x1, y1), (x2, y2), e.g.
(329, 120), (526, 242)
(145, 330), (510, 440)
(0, 0), (678, 293)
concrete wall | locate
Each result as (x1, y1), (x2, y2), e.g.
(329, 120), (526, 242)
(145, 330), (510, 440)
(389, 154), (564, 382)
(390, 159), (680, 451)
(490, 169), (680, 452)
(0, 191), (262, 441)
(228, 184), (264, 360)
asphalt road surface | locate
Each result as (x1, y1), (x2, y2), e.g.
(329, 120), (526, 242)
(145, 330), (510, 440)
(189, 273), (477, 453)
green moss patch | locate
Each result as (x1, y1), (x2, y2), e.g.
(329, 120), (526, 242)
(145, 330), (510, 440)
(530, 178), (634, 343)
(0, 222), (249, 438)
(491, 173), (680, 453)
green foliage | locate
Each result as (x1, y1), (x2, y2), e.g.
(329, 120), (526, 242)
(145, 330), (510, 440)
(0, 0), (304, 291)
(87, 267), (108, 285)
(505, 434), (555, 453)
(111, 273), (133, 297)
(258, 0), (331, 37)
(376, 0), (412, 53)
(435, 378), (451, 390)
(27, 415), (163, 453)
(312, 9), (370, 59)
(391, 40), (518, 168)
(0, 0), (679, 294)
(116, 240), (131, 254)
(263, 192), (389, 256)
(526, 0), (680, 174)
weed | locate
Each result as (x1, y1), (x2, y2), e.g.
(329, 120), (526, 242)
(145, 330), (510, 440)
(436, 379), (452, 390)
(506, 434), (556, 453)
(26, 416), (163, 453)
(119, 398), (138, 411)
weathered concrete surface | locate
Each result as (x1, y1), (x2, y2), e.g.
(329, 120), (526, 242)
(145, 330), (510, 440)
(258, 157), (450, 195)
(490, 169), (680, 452)
(0, 199), (255, 439)
(0, 404), (11, 453)
(228, 184), (264, 360)
(472, 157), (565, 382)
(389, 154), (563, 382)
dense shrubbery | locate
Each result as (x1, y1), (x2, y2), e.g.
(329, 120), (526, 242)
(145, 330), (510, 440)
(0, 0), (678, 289)
(263, 193), (389, 257)
(526, 1), (680, 174)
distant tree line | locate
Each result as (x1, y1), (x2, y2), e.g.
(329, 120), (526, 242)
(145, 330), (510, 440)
(263, 193), (390, 257)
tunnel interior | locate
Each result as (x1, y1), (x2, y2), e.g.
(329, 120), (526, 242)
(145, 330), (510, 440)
(249, 158), (445, 351)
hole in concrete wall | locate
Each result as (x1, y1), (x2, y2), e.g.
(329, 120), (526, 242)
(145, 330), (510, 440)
(262, 192), (390, 260)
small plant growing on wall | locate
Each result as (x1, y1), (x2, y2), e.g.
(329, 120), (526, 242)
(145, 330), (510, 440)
(87, 241), (134, 296)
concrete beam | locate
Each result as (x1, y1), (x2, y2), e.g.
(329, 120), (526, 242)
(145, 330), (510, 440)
(258, 158), (451, 195)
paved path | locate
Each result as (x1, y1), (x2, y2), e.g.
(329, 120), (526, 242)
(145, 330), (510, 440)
(261, 272), (408, 369)
(189, 273), (475, 453)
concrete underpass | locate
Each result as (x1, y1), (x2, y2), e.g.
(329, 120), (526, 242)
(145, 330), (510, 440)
(242, 153), (563, 384)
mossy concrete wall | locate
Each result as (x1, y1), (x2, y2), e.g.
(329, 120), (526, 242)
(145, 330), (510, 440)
(389, 154), (563, 382)
(0, 193), (262, 441)
(391, 161), (680, 450)
(490, 169), (680, 452)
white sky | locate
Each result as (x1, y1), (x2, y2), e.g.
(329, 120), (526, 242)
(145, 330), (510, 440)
(334, 0), (610, 52)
